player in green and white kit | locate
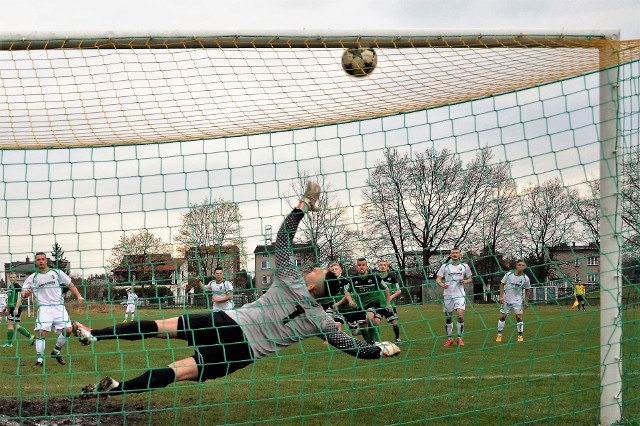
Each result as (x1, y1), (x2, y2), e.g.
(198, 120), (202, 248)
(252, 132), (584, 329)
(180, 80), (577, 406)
(496, 260), (531, 342)
(378, 260), (403, 345)
(344, 258), (392, 344)
(3, 273), (35, 347)
(437, 248), (473, 347)
(123, 287), (139, 322)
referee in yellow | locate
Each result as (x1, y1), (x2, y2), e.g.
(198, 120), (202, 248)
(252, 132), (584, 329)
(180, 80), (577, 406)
(574, 280), (586, 311)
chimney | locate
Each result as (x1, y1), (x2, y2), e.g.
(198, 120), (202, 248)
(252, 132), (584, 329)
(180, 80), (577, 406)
(26, 257), (30, 263)
(572, 242), (575, 247)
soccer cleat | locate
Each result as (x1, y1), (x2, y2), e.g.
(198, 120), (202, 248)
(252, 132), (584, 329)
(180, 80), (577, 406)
(517, 335), (524, 342)
(97, 376), (120, 394)
(80, 384), (96, 399)
(2, 343), (13, 347)
(51, 349), (66, 365)
(456, 337), (465, 347)
(496, 335), (503, 342)
(29, 335), (36, 345)
(395, 338), (402, 346)
(301, 181), (321, 212)
(34, 361), (43, 367)
(73, 321), (97, 346)
(443, 338), (454, 347)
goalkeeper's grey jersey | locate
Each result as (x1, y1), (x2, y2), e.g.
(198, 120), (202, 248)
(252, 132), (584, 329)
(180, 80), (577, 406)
(225, 276), (329, 359)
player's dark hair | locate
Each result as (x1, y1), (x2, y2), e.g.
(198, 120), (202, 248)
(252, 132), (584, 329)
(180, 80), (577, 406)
(515, 259), (525, 264)
(356, 257), (367, 262)
(35, 251), (46, 257)
(451, 247), (461, 252)
(214, 267), (223, 273)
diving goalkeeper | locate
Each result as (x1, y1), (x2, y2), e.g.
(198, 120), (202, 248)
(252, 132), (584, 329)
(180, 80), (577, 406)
(76, 182), (400, 398)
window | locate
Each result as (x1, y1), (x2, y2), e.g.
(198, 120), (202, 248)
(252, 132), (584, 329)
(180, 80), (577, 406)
(261, 260), (269, 269)
(18, 273), (26, 280)
(574, 259), (580, 267)
(587, 274), (598, 283)
(574, 274), (580, 282)
(295, 259), (303, 267)
(587, 256), (599, 266)
(261, 276), (270, 284)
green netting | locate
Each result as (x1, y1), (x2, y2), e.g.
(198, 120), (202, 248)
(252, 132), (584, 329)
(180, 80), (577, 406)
(0, 40), (639, 425)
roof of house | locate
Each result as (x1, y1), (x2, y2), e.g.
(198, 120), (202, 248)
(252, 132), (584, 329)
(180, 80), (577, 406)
(253, 243), (315, 254)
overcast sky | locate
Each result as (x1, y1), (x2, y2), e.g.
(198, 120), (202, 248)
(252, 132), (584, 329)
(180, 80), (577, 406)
(1, 0), (638, 40)
(1, 0), (637, 278)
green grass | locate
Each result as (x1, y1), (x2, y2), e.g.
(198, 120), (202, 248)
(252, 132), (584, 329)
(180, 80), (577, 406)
(1, 302), (638, 425)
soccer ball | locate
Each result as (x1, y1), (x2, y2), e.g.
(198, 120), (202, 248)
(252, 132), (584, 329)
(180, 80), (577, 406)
(341, 48), (377, 77)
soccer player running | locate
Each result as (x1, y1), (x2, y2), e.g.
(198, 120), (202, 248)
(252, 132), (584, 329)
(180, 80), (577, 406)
(22, 252), (85, 367)
(344, 258), (392, 344)
(75, 182), (400, 398)
(378, 259), (403, 345)
(3, 272), (36, 347)
(496, 260), (531, 342)
(123, 287), (139, 322)
(574, 279), (586, 312)
(436, 247), (473, 347)
(193, 267), (234, 311)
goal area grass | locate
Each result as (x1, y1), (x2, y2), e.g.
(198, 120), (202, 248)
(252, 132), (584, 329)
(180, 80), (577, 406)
(2, 302), (635, 425)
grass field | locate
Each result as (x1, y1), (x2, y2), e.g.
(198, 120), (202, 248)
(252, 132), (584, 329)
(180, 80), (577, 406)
(0, 302), (638, 425)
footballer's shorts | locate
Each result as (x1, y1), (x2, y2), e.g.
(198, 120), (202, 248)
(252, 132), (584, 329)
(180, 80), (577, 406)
(125, 304), (136, 314)
(442, 297), (466, 313)
(576, 295), (585, 302)
(500, 303), (524, 315)
(378, 306), (398, 323)
(178, 311), (254, 382)
(35, 305), (72, 332)
(7, 306), (23, 322)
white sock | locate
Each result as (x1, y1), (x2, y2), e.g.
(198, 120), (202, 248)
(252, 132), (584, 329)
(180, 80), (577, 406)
(457, 321), (464, 337)
(446, 323), (453, 337)
(517, 321), (524, 334)
(497, 320), (505, 334)
(35, 338), (45, 359)
(55, 333), (67, 349)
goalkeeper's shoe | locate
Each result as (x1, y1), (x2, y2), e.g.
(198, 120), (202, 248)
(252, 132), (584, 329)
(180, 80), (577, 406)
(72, 321), (97, 346)
(374, 341), (401, 357)
(517, 335), (524, 342)
(300, 181), (321, 212)
(80, 377), (120, 399)
(495, 334), (503, 342)
(443, 338), (454, 347)
(51, 349), (66, 365)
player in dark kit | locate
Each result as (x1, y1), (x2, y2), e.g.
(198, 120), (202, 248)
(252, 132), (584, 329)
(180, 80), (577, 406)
(344, 258), (392, 344)
(76, 182), (400, 398)
(3, 272), (35, 347)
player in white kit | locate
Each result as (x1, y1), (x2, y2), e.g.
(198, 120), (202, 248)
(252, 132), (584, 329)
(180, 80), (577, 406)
(194, 267), (234, 310)
(496, 260), (531, 342)
(124, 287), (139, 322)
(436, 248), (473, 347)
(22, 252), (85, 367)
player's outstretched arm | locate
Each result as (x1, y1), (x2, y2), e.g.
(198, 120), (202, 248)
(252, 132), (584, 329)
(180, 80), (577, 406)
(274, 181), (321, 282)
(321, 317), (400, 359)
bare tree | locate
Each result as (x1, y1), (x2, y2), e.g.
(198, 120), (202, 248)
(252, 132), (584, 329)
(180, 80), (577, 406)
(519, 178), (579, 283)
(574, 180), (600, 243)
(109, 230), (172, 294)
(289, 176), (358, 266)
(174, 198), (243, 277)
(361, 147), (501, 280)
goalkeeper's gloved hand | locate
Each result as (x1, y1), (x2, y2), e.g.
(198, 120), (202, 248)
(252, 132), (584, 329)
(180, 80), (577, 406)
(374, 341), (401, 358)
(300, 181), (321, 212)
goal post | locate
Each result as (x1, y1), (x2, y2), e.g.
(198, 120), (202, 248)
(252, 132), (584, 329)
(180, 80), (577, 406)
(0, 30), (638, 425)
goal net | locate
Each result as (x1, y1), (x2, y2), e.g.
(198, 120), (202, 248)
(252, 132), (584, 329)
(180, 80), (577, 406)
(0, 31), (638, 425)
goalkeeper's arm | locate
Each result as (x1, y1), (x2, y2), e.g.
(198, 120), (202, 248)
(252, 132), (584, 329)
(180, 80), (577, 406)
(321, 317), (400, 359)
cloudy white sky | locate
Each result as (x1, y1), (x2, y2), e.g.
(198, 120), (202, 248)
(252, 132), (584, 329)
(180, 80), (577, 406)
(0, 0), (638, 279)
(1, 0), (638, 40)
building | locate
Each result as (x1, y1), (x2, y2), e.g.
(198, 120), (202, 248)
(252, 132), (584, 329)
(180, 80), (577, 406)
(111, 254), (186, 286)
(549, 242), (600, 288)
(182, 245), (241, 280)
(4, 256), (70, 287)
(253, 243), (317, 293)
